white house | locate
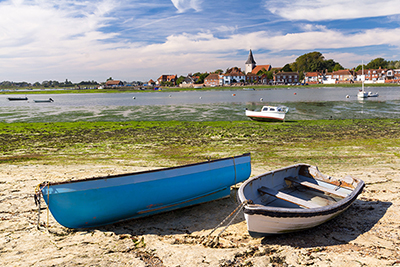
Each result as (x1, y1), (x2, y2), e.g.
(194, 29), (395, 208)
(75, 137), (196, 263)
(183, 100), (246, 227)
(223, 68), (246, 85)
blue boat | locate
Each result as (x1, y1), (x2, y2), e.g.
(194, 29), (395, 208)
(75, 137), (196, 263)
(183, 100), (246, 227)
(37, 153), (251, 228)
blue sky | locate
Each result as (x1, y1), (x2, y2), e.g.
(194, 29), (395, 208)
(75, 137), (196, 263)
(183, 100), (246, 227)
(1, 0), (400, 83)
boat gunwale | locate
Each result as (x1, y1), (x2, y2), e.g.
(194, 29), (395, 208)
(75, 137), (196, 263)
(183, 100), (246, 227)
(40, 153), (251, 187)
(239, 163), (365, 218)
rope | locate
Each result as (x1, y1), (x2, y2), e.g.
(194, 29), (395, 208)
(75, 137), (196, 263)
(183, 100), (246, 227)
(34, 182), (49, 230)
(200, 200), (249, 248)
(47, 183), (50, 228)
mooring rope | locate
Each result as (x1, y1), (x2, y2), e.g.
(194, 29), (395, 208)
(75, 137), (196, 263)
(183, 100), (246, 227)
(200, 200), (249, 248)
(34, 182), (49, 230)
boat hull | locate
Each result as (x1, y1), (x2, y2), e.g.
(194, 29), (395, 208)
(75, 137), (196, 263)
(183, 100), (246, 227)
(245, 110), (286, 122)
(40, 153), (251, 228)
(238, 164), (364, 236)
(245, 209), (346, 237)
(34, 99), (53, 103)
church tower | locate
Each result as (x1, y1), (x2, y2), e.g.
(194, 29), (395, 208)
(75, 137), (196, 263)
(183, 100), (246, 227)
(245, 49), (256, 74)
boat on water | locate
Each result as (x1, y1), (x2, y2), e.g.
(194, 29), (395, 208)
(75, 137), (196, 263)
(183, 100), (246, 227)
(357, 89), (368, 99)
(368, 92), (379, 97)
(357, 62), (368, 99)
(7, 97), (28, 101)
(237, 163), (364, 237)
(33, 98), (54, 103)
(36, 153), (251, 228)
(245, 106), (289, 122)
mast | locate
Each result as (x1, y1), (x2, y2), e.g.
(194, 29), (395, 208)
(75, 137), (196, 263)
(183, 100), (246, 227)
(362, 61), (364, 92)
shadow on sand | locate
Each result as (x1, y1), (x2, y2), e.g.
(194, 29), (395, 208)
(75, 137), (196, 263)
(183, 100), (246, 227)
(96, 191), (245, 237)
(88, 191), (391, 249)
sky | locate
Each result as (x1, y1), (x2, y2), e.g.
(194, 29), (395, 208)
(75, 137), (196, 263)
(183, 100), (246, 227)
(1, 0), (400, 83)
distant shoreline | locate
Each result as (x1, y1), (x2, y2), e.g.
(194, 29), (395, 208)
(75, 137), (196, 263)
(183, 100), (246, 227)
(1, 82), (399, 95)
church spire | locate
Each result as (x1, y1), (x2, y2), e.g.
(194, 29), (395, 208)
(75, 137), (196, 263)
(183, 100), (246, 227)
(245, 49), (256, 74)
(245, 49), (256, 65)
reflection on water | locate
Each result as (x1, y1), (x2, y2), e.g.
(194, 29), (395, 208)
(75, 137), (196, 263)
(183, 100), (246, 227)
(1, 87), (400, 122)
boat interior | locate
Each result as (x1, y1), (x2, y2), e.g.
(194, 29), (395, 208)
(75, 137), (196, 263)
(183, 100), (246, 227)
(246, 166), (355, 209)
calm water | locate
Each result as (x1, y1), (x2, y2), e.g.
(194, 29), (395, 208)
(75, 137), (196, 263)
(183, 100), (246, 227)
(1, 87), (400, 122)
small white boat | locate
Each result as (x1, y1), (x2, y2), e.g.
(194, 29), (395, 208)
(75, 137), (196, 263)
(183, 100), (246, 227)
(33, 98), (54, 103)
(237, 164), (364, 237)
(245, 106), (289, 122)
(368, 92), (379, 97)
(357, 62), (368, 99)
(357, 90), (368, 99)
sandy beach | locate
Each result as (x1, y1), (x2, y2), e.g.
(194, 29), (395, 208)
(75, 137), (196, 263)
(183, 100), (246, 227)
(1, 161), (399, 267)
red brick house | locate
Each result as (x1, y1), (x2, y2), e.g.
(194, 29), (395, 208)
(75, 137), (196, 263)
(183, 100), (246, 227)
(273, 71), (299, 84)
(331, 69), (354, 82)
(105, 80), (123, 86)
(304, 71), (323, 84)
(245, 72), (259, 83)
(251, 65), (271, 75)
(204, 73), (221, 87)
(157, 75), (177, 85)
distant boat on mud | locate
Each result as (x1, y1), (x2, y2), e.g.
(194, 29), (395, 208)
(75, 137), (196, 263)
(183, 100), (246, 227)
(33, 98), (54, 103)
(7, 97), (28, 101)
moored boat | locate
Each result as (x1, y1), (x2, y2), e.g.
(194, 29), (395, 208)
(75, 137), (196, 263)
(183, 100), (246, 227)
(245, 105), (289, 122)
(33, 98), (54, 103)
(368, 92), (379, 97)
(36, 153), (251, 228)
(237, 164), (364, 237)
(357, 62), (368, 99)
(7, 97), (28, 101)
(357, 89), (368, 98)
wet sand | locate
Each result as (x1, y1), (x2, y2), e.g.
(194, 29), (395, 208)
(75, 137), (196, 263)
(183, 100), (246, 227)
(1, 163), (399, 266)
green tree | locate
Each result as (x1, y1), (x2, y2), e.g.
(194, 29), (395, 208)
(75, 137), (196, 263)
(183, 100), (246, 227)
(175, 75), (185, 85)
(366, 58), (387, 69)
(282, 64), (292, 72)
(291, 51), (343, 73)
(266, 70), (274, 80)
(194, 73), (209, 84)
(333, 63), (344, 71)
(161, 81), (173, 87)
(323, 59), (343, 72)
(256, 68), (269, 76)
(355, 64), (366, 72)
(292, 51), (325, 72)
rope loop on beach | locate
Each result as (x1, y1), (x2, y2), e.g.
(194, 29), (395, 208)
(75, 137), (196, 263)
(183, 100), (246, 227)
(200, 200), (249, 248)
(34, 182), (49, 230)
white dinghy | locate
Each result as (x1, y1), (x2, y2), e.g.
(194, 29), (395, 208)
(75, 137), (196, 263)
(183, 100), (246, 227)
(237, 164), (364, 237)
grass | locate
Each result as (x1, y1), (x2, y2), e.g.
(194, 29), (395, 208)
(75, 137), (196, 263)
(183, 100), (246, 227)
(1, 119), (399, 173)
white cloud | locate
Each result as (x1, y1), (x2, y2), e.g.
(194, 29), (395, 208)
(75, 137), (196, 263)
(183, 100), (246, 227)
(265, 0), (400, 21)
(0, 0), (121, 81)
(1, 0), (400, 82)
(170, 0), (203, 13)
